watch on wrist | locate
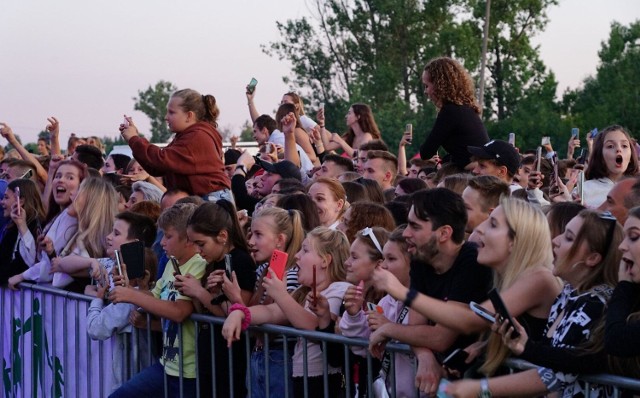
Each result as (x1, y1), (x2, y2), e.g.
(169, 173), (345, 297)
(478, 378), (492, 398)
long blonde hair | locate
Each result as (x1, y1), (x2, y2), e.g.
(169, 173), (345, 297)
(480, 197), (554, 375)
(74, 178), (119, 258)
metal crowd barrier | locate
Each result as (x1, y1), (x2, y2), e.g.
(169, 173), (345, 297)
(2, 283), (640, 398)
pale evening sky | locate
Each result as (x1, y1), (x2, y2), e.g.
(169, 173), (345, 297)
(0, 0), (638, 148)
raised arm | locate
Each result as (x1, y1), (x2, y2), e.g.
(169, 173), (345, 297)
(0, 123), (48, 184)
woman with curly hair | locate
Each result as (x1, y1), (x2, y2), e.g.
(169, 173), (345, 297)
(420, 57), (489, 170)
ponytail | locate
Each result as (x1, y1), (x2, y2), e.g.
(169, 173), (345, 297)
(172, 89), (220, 128)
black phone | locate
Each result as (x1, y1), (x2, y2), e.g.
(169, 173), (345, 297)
(488, 288), (520, 338)
(169, 255), (181, 276)
(120, 241), (146, 279)
(224, 254), (232, 280)
(442, 348), (470, 373)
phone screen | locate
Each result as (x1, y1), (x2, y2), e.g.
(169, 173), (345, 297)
(121, 241), (145, 280)
(470, 301), (496, 323)
(247, 78), (258, 94)
(224, 254), (232, 280)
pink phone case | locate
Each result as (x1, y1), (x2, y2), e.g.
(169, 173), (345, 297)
(268, 249), (288, 280)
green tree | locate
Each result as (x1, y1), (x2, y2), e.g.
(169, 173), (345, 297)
(133, 80), (177, 143)
(563, 20), (640, 135)
(239, 120), (254, 142)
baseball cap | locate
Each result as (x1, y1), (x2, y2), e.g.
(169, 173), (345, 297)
(224, 149), (242, 166)
(256, 159), (302, 181)
(468, 140), (520, 176)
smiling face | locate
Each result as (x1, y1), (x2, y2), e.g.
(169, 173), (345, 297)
(248, 216), (282, 264)
(619, 215), (640, 283)
(52, 164), (82, 207)
(308, 182), (344, 227)
(344, 238), (380, 284)
(551, 215), (588, 281)
(602, 130), (632, 180)
(474, 205), (513, 270)
(105, 219), (135, 258)
(165, 96), (192, 133)
(1, 188), (17, 218)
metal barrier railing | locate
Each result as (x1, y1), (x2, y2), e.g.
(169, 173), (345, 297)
(2, 283), (640, 398)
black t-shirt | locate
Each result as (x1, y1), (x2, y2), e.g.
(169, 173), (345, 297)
(420, 102), (489, 169)
(409, 241), (493, 359)
(209, 247), (256, 304)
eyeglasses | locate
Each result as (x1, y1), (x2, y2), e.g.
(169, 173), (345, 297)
(599, 211), (617, 252)
(361, 227), (383, 254)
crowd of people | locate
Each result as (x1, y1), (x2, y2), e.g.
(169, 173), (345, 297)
(1, 56), (639, 398)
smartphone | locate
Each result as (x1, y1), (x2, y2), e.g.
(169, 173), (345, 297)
(536, 146), (542, 172)
(114, 249), (124, 277)
(577, 171), (585, 206)
(247, 78), (258, 94)
(268, 249), (288, 280)
(437, 379), (453, 398)
(571, 128), (579, 140)
(169, 255), (181, 276)
(312, 264), (317, 306)
(469, 301), (496, 323)
(508, 132), (515, 146)
(120, 241), (145, 280)
(224, 254), (233, 280)
(550, 159), (560, 195)
(541, 136), (550, 146)
(577, 148), (588, 165)
(14, 187), (20, 216)
(488, 288), (520, 338)
(122, 116), (130, 128)
(19, 169), (33, 180)
(442, 348), (470, 372)
(590, 128), (598, 139)
(405, 123), (413, 144)
(366, 302), (383, 314)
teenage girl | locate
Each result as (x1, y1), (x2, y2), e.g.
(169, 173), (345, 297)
(223, 227), (351, 397)
(318, 103), (382, 157)
(120, 88), (231, 201)
(0, 179), (46, 285)
(173, 200), (256, 397)
(9, 159), (85, 288)
(582, 125), (638, 208)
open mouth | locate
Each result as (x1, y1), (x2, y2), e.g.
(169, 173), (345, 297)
(622, 257), (634, 271)
(616, 155), (624, 167)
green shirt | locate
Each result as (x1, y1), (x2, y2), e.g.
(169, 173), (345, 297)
(152, 254), (206, 378)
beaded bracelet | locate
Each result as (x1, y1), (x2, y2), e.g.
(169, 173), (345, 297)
(229, 303), (252, 331)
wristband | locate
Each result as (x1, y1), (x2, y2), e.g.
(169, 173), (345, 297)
(403, 288), (418, 308)
(478, 378), (492, 398)
(229, 303), (251, 331)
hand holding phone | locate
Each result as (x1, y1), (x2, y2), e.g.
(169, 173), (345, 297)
(488, 288), (520, 338)
(470, 301), (496, 323)
(14, 187), (20, 216)
(404, 123), (413, 144)
(224, 254), (233, 280)
(268, 249), (288, 280)
(121, 241), (145, 280)
(571, 128), (579, 140)
(442, 348), (470, 373)
(246, 78), (258, 94)
(508, 132), (515, 146)
(170, 255), (181, 276)
(536, 146), (542, 172)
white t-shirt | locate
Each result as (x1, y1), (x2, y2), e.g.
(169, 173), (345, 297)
(268, 129), (314, 181)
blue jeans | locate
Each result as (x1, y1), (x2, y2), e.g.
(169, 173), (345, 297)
(203, 188), (234, 204)
(109, 363), (197, 398)
(249, 349), (293, 398)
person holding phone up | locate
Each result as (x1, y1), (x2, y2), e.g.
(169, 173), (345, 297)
(120, 88), (232, 203)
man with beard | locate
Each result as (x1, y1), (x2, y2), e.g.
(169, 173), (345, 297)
(370, 188), (492, 396)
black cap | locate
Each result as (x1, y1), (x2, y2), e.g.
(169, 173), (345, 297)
(256, 159), (302, 181)
(468, 140), (520, 176)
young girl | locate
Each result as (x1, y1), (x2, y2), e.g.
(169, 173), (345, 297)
(173, 200), (256, 397)
(275, 103), (319, 166)
(9, 159), (84, 288)
(226, 206), (304, 397)
(222, 227), (351, 397)
(48, 177), (118, 292)
(0, 179), (46, 285)
(120, 88), (231, 201)
(446, 210), (621, 398)
(582, 125), (638, 208)
(339, 227), (414, 397)
(340, 226), (389, 397)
